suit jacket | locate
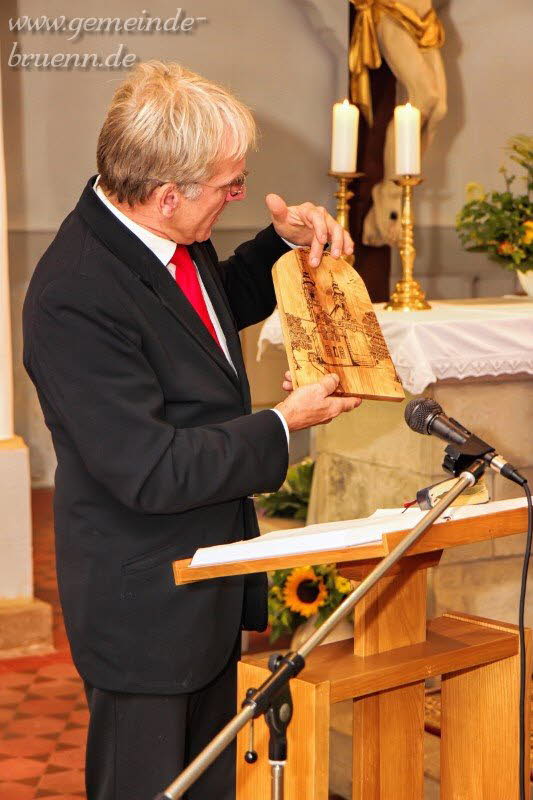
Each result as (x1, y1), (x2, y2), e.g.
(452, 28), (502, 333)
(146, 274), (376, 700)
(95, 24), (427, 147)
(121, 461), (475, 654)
(23, 177), (290, 694)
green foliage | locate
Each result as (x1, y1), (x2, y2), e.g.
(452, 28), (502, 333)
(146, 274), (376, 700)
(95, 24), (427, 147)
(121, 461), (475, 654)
(256, 457), (315, 520)
(456, 135), (533, 272)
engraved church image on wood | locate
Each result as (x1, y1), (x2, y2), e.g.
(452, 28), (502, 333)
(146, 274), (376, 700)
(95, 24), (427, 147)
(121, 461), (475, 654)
(272, 249), (404, 401)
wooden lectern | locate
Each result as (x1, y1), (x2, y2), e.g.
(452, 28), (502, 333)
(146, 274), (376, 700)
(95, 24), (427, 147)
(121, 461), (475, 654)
(173, 505), (531, 799)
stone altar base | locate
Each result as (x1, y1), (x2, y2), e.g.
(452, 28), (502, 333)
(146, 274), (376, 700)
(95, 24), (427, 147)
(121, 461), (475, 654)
(0, 436), (53, 657)
(308, 375), (533, 628)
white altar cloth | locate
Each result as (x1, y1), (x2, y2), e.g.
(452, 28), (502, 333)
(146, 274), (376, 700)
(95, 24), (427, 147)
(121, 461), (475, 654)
(257, 299), (533, 394)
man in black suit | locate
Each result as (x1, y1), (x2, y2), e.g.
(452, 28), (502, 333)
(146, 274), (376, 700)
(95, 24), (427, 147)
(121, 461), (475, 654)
(23, 61), (361, 799)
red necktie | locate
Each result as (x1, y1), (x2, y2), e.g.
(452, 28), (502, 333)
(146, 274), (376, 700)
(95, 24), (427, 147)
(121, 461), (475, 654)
(170, 245), (221, 348)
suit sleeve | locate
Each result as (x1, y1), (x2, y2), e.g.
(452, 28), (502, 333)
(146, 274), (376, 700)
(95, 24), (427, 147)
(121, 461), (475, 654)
(26, 276), (288, 514)
(208, 224), (291, 330)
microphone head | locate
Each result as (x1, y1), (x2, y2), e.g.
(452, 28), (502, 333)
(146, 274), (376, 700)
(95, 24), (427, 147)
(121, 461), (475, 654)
(404, 397), (442, 434)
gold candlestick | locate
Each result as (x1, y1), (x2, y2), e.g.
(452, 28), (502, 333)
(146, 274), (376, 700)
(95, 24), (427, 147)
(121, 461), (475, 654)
(328, 171), (363, 266)
(384, 175), (431, 311)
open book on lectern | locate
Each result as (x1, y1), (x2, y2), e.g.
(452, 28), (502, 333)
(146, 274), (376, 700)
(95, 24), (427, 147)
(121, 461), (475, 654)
(190, 497), (527, 568)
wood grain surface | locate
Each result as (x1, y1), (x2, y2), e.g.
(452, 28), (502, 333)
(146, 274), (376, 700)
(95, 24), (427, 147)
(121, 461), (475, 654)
(236, 662), (330, 800)
(239, 613), (526, 799)
(440, 615), (531, 799)
(272, 248), (404, 401)
(351, 567), (426, 799)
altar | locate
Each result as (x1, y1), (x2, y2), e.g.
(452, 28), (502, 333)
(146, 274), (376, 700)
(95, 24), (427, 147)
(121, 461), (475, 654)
(258, 296), (533, 626)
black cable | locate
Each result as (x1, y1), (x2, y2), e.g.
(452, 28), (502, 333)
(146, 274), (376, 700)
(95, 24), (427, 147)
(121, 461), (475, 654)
(519, 482), (532, 800)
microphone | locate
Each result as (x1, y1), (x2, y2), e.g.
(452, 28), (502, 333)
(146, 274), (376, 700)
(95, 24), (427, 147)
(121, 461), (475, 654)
(404, 397), (527, 487)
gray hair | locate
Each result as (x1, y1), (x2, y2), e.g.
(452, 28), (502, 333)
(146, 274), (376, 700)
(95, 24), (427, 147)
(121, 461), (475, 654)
(97, 60), (256, 205)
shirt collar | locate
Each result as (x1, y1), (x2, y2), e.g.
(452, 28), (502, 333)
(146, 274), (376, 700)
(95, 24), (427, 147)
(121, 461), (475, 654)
(93, 176), (176, 266)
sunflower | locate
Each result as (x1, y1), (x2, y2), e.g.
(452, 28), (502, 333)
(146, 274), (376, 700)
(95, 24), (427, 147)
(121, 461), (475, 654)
(283, 567), (328, 618)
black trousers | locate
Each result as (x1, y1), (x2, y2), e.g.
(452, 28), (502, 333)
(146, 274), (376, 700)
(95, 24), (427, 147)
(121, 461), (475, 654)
(84, 636), (241, 800)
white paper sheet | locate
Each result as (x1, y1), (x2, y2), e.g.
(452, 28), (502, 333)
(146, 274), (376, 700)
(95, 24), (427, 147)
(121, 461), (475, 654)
(189, 497), (527, 568)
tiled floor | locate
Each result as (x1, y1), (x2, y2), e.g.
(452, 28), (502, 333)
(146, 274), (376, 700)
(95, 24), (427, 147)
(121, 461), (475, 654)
(0, 663), (87, 799)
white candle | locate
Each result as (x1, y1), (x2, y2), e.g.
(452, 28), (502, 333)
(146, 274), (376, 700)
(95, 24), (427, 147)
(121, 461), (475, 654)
(394, 102), (421, 175)
(331, 99), (359, 173)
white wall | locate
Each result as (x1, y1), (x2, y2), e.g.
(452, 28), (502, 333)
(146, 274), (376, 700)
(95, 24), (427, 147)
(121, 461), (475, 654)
(2, 0), (343, 232)
(419, 0), (533, 226)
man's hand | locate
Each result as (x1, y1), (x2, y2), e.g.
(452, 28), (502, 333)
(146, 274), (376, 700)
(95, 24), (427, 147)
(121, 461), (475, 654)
(266, 193), (354, 267)
(275, 373), (362, 432)
(282, 370), (294, 393)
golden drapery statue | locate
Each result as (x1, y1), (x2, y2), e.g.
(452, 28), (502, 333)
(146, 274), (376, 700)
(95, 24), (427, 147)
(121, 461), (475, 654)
(348, 0), (447, 248)
(349, 0), (445, 127)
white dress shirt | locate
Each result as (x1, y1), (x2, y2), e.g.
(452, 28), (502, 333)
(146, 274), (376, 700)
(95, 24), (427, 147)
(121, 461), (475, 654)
(93, 178), (290, 446)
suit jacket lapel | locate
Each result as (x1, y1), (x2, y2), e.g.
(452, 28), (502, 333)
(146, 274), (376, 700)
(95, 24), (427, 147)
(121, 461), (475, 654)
(189, 242), (250, 403)
(148, 257), (242, 391)
(76, 178), (241, 392)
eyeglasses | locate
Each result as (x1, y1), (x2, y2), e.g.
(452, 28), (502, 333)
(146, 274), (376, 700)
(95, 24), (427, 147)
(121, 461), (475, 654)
(199, 170), (248, 197)
(143, 171), (248, 198)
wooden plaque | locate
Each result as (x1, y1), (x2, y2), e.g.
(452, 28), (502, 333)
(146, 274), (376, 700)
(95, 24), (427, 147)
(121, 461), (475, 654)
(272, 248), (404, 400)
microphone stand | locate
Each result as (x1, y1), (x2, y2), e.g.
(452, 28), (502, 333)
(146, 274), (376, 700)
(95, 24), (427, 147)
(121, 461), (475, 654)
(155, 458), (486, 800)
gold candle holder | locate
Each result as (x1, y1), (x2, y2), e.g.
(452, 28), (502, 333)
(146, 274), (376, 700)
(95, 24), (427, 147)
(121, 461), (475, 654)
(384, 175), (431, 311)
(328, 170), (363, 266)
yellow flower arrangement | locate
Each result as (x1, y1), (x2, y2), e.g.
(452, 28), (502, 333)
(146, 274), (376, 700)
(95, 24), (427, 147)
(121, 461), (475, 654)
(268, 563), (353, 642)
(283, 567), (328, 618)
(335, 575), (353, 595)
(457, 135), (533, 272)
(465, 182), (486, 202)
(523, 220), (533, 245)
(497, 241), (516, 256)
